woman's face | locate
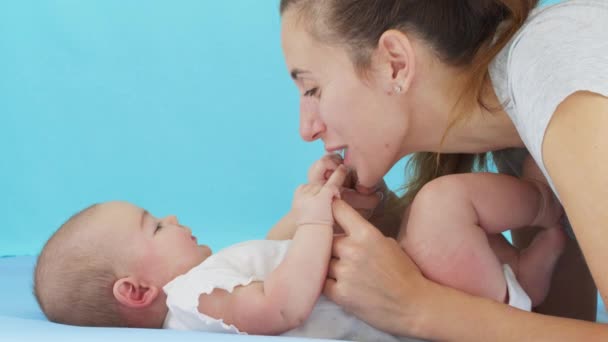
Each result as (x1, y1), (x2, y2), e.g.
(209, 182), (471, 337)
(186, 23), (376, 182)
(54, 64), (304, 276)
(281, 12), (411, 189)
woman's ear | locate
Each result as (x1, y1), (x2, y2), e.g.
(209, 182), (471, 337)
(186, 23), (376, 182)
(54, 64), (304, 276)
(375, 29), (416, 95)
(113, 276), (160, 309)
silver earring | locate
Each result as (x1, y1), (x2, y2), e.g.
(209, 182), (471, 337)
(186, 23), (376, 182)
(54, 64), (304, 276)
(393, 84), (402, 94)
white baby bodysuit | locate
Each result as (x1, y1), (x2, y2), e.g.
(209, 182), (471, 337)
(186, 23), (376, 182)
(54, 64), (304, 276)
(162, 240), (423, 341)
(163, 240), (530, 340)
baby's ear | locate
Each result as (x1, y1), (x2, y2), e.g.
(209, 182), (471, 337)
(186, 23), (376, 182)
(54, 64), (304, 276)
(113, 276), (160, 309)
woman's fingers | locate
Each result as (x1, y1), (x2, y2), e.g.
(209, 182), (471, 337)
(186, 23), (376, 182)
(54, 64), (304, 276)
(325, 200), (429, 336)
(340, 188), (382, 218)
(332, 199), (382, 239)
(327, 257), (339, 280)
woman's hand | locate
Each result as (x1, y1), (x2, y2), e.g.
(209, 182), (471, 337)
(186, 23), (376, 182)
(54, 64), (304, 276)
(323, 199), (432, 337)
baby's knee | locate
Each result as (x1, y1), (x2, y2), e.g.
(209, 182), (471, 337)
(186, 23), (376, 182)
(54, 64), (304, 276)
(400, 175), (470, 261)
(406, 175), (469, 233)
(414, 174), (469, 209)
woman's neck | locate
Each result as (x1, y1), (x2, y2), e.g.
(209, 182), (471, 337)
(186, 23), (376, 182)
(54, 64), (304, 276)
(442, 108), (525, 154)
(404, 56), (524, 155)
(443, 78), (524, 153)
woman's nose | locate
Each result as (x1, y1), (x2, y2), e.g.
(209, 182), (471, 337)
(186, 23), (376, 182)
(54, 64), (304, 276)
(299, 103), (325, 142)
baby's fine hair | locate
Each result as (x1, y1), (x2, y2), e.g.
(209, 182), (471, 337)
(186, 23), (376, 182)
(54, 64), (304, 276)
(33, 204), (126, 327)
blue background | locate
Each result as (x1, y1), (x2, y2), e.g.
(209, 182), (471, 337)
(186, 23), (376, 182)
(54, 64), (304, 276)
(1, 0), (561, 256)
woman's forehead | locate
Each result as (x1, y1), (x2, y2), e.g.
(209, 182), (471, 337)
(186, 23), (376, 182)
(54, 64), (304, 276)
(283, 31), (354, 82)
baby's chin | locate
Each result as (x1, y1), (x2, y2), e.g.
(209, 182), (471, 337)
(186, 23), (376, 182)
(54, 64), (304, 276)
(355, 182), (378, 195)
(198, 245), (212, 259)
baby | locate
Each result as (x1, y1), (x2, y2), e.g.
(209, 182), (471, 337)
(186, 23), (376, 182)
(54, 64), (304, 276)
(35, 155), (563, 340)
(271, 154), (566, 310)
(34, 165), (422, 341)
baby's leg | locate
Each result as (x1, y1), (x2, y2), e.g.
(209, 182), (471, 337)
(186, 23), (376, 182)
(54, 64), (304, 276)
(511, 227), (566, 306)
(401, 171), (566, 308)
(487, 229), (566, 306)
(400, 177), (507, 303)
(512, 154), (567, 306)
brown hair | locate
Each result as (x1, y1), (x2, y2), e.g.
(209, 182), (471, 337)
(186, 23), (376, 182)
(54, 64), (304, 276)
(280, 0), (538, 210)
(34, 205), (126, 327)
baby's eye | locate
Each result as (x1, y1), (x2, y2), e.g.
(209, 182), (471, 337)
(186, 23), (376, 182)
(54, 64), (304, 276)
(303, 87), (319, 97)
(155, 222), (163, 233)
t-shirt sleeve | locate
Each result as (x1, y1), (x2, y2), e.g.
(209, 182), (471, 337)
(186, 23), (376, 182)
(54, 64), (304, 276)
(507, 1), (608, 169)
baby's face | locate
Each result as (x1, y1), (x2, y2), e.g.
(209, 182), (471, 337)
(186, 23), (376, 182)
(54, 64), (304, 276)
(96, 201), (212, 287)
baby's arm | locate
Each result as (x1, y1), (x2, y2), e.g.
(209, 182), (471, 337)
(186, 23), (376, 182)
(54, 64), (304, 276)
(267, 154), (387, 239)
(267, 154), (343, 240)
(401, 172), (562, 303)
(199, 166), (347, 335)
(266, 211), (297, 240)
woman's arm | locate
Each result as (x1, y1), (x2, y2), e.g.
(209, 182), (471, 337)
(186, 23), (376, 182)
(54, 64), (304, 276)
(421, 281), (608, 342)
(542, 91), (608, 306)
(325, 200), (608, 341)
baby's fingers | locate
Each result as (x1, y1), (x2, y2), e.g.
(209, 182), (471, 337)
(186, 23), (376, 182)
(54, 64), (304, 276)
(308, 153), (343, 184)
(325, 164), (347, 188)
(321, 184), (342, 200)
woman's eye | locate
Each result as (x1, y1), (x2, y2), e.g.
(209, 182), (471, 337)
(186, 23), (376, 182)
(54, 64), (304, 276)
(155, 222), (163, 233)
(303, 87), (319, 97)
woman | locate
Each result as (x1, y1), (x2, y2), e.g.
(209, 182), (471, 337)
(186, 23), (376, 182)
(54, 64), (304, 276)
(276, 0), (608, 340)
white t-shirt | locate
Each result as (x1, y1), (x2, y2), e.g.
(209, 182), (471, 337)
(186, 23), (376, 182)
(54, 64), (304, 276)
(489, 0), (608, 198)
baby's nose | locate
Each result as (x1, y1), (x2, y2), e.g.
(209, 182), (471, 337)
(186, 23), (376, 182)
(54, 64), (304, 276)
(163, 215), (179, 225)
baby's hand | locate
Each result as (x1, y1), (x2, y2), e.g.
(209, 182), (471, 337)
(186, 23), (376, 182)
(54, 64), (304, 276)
(308, 154), (353, 186)
(293, 165), (347, 227)
(307, 154), (387, 221)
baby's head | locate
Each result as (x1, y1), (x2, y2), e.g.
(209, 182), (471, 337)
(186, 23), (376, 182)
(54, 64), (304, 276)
(34, 201), (211, 328)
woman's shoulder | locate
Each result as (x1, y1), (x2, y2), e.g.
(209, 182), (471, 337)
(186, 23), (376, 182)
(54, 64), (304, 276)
(492, 0), (608, 77)
(490, 0), (608, 172)
(525, 0), (608, 27)
(509, 0), (608, 59)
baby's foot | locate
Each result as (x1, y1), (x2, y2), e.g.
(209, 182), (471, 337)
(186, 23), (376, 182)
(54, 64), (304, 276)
(516, 227), (567, 307)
